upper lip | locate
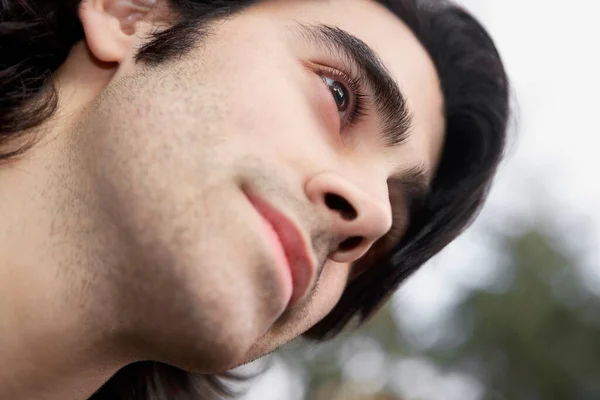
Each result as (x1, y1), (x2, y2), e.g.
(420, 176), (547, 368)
(244, 191), (316, 307)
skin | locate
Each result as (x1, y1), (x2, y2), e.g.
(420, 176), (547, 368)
(0, 0), (444, 398)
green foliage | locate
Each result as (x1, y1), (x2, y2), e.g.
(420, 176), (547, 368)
(430, 229), (600, 399)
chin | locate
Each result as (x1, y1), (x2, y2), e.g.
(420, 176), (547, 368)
(159, 297), (276, 373)
(118, 318), (260, 375)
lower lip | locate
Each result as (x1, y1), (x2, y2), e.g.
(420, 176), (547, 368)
(255, 211), (295, 304)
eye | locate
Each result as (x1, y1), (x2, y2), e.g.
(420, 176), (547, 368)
(314, 65), (367, 130)
(322, 76), (350, 115)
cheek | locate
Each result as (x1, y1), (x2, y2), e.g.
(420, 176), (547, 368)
(232, 70), (312, 139)
(196, 45), (320, 150)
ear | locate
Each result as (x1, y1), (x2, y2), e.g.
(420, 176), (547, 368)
(78, 0), (157, 63)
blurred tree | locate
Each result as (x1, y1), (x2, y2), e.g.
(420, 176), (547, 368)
(428, 228), (600, 400)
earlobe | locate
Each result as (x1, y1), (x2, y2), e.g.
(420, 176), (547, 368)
(79, 0), (157, 63)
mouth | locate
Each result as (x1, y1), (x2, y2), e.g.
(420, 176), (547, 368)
(244, 191), (315, 308)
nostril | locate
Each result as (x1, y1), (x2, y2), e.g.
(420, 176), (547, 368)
(338, 236), (364, 252)
(324, 193), (357, 220)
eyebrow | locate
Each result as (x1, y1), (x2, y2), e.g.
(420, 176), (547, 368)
(291, 23), (414, 147)
(388, 163), (432, 219)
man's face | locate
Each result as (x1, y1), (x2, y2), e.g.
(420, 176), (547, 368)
(73, 0), (444, 372)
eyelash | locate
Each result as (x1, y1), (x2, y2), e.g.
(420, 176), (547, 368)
(314, 65), (368, 130)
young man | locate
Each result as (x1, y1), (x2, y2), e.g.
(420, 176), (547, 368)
(0, 0), (509, 398)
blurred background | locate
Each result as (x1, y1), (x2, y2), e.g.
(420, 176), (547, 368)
(237, 0), (600, 398)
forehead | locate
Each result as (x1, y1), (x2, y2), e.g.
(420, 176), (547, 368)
(252, 0), (445, 172)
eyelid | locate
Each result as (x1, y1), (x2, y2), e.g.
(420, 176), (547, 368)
(312, 64), (369, 131)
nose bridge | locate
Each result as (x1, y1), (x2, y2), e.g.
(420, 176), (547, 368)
(305, 171), (393, 264)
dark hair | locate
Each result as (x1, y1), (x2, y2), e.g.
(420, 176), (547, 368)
(0, 0), (509, 399)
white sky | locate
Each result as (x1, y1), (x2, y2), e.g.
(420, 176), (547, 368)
(396, 0), (600, 330)
(244, 0), (600, 398)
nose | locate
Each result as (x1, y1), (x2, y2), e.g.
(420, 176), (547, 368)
(305, 172), (393, 263)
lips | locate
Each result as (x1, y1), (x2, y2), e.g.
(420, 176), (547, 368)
(245, 192), (315, 307)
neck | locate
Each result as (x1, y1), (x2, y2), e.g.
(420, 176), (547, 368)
(0, 42), (128, 399)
